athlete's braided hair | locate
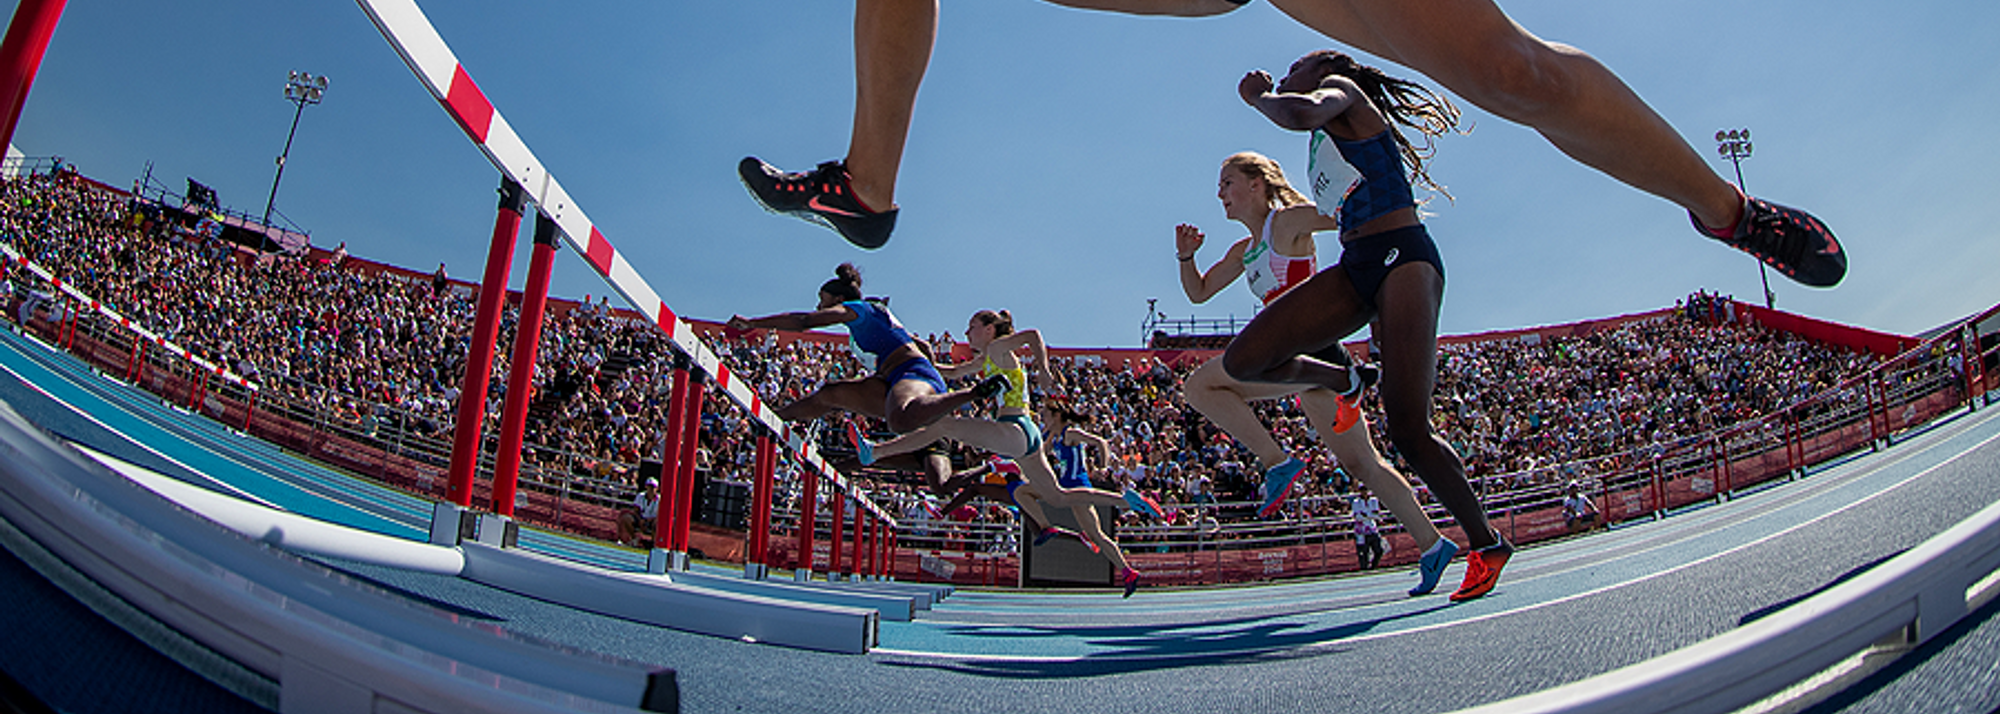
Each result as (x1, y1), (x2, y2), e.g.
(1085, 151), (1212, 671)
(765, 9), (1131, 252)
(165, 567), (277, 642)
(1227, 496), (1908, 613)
(1302, 49), (1465, 198)
(1222, 152), (1311, 209)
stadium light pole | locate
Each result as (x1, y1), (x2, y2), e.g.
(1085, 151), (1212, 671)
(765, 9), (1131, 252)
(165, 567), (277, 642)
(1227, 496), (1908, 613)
(262, 71), (328, 232)
(1714, 128), (1774, 310)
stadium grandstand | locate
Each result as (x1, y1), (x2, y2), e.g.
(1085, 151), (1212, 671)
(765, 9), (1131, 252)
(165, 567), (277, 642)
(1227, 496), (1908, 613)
(0, 164), (1987, 588)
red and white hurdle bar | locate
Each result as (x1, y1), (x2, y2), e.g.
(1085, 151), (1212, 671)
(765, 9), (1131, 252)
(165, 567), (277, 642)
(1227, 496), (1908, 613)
(1, 242), (258, 392)
(351, 0), (893, 532)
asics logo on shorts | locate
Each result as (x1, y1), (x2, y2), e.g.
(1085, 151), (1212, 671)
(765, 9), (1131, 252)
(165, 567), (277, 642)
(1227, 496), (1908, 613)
(1383, 247), (1400, 266)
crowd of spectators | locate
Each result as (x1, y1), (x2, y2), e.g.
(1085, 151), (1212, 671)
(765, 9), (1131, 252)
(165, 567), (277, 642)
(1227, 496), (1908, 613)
(0, 170), (1886, 542)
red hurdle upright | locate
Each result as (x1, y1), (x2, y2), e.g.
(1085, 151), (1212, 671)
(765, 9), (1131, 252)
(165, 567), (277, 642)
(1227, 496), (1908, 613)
(795, 465), (820, 581)
(430, 177), (524, 546)
(745, 434), (776, 580)
(489, 212), (561, 534)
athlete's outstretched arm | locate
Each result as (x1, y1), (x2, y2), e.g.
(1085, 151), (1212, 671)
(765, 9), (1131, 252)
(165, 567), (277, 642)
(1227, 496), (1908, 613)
(1023, 329), (1054, 391)
(1239, 71), (1359, 132)
(934, 357), (984, 381)
(1070, 428), (1117, 468)
(729, 305), (855, 332)
(985, 328), (1056, 390)
(1040, 0), (1247, 17)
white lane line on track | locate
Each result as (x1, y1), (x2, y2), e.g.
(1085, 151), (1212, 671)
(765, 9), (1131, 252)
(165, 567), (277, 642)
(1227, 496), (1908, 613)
(0, 360), (278, 508)
(0, 337), (431, 524)
(873, 421), (2000, 663)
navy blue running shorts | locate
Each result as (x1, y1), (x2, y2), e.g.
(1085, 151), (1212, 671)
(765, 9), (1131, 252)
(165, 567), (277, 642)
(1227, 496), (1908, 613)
(1336, 224), (1445, 311)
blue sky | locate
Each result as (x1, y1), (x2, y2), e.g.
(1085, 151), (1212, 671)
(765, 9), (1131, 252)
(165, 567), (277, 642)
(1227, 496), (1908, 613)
(11, 0), (1999, 347)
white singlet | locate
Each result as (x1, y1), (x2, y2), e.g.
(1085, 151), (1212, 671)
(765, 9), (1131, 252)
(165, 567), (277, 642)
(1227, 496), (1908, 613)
(1307, 129), (1362, 220)
(1351, 495), (1382, 537)
(1241, 209), (1316, 305)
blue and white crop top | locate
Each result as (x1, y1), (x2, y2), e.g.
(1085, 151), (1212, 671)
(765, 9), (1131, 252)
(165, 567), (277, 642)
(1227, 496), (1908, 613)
(1313, 128), (1416, 234)
(841, 299), (915, 368)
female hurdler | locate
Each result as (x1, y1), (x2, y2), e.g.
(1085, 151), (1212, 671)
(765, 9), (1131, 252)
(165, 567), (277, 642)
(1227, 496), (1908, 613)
(1177, 150), (1458, 595)
(1223, 50), (1511, 601)
(856, 309), (1162, 596)
(726, 263), (1003, 497)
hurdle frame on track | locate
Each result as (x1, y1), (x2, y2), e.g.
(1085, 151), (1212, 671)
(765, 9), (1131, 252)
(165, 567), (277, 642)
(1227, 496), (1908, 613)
(0, 399), (681, 713)
(349, 0), (897, 566)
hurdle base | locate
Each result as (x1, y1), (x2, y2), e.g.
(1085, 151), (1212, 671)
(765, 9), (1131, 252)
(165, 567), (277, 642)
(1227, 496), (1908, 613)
(647, 548), (688, 575)
(742, 563), (768, 580)
(794, 569), (814, 583)
(474, 513), (518, 548)
(428, 502), (474, 546)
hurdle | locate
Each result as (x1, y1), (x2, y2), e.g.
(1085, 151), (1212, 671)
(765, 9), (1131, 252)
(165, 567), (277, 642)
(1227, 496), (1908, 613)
(350, 0), (897, 564)
(0, 400), (680, 712)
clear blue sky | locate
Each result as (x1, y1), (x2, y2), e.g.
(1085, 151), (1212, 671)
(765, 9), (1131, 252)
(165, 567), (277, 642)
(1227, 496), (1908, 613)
(11, 0), (1999, 347)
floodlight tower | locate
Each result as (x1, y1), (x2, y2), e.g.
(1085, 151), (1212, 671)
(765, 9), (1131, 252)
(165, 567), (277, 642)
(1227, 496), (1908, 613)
(262, 71), (329, 231)
(1714, 128), (1773, 309)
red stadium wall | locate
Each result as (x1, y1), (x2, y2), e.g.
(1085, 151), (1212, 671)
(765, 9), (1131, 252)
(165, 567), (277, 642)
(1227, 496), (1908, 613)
(1733, 300), (1918, 357)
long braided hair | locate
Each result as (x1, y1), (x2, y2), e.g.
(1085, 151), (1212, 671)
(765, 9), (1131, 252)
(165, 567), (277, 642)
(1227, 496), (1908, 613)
(1301, 49), (1465, 199)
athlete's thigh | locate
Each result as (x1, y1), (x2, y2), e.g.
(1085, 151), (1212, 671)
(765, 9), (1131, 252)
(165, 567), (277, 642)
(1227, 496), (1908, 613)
(1269, 0), (1532, 82)
(932, 417), (1032, 459)
(1230, 266), (1372, 372)
(1265, 0), (1395, 60)
(1188, 357), (1317, 402)
(812, 376), (893, 418)
(1370, 263), (1444, 420)
(884, 374), (939, 415)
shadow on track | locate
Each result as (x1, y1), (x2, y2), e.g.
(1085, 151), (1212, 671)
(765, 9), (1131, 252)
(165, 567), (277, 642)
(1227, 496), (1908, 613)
(874, 601), (1458, 678)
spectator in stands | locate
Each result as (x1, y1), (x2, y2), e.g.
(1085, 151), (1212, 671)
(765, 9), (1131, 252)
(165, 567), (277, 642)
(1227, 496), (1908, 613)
(1350, 486), (1386, 569)
(615, 477), (660, 546)
(1562, 481), (1599, 533)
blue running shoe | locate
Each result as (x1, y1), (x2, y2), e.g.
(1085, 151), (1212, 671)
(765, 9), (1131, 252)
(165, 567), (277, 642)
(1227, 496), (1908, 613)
(846, 421), (875, 466)
(1257, 457), (1306, 518)
(1122, 489), (1164, 520)
(1120, 567), (1142, 599)
(1408, 539), (1460, 597)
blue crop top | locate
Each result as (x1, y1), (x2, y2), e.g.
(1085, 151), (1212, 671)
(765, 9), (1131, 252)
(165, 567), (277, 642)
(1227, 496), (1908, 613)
(841, 299), (915, 360)
(1046, 426), (1089, 482)
(1330, 129), (1417, 234)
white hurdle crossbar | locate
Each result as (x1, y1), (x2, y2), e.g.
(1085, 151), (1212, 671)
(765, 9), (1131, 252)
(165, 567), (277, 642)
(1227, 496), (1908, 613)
(352, 0), (893, 526)
(0, 400), (677, 713)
